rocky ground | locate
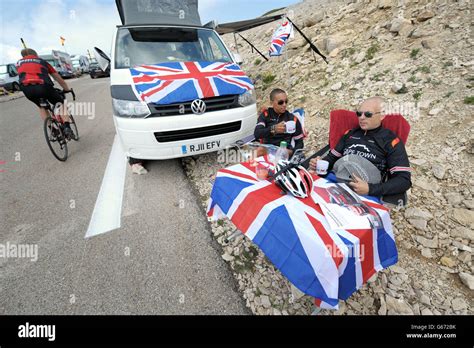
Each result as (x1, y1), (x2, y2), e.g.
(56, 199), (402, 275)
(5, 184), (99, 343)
(182, 0), (473, 315)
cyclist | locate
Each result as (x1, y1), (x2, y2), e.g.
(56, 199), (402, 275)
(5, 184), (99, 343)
(16, 48), (74, 138)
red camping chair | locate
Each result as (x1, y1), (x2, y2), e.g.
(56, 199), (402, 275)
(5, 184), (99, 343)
(304, 109), (411, 206)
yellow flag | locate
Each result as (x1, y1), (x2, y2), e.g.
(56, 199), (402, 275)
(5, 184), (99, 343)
(60, 36), (66, 46)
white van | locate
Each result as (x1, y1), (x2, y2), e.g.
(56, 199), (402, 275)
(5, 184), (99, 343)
(94, 0), (257, 160)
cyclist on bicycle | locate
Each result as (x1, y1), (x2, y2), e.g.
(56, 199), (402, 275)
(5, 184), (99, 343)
(16, 48), (74, 138)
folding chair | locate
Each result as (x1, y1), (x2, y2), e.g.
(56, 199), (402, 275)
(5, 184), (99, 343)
(303, 109), (411, 206)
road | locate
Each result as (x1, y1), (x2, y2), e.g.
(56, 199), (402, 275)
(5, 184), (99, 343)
(0, 76), (249, 315)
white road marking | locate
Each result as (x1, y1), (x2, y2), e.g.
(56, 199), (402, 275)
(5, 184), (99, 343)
(85, 135), (127, 238)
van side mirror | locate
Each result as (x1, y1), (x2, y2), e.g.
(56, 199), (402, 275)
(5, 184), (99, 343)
(232, 53), (243, 65)
(93, 47), (111, 72)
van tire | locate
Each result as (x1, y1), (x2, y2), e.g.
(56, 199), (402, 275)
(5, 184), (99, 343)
(12, 82), (20, 91)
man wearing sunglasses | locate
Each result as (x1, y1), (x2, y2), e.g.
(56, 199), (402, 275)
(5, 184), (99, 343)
(254, 88), (304, 157)
(309, 97), (411, 198)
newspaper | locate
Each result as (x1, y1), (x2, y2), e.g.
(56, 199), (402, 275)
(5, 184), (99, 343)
(312, 180), (384, 230)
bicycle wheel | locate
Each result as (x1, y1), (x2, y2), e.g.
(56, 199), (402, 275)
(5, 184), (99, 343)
(44, 117), (68, 161)
(69, 114), (79, 141)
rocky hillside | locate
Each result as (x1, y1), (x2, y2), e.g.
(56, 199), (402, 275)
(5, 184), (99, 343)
(182, 0), (473, 315)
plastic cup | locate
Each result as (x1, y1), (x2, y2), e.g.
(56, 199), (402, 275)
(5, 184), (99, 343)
(285, 121), (296, 134)
(316, 160), (329, 175)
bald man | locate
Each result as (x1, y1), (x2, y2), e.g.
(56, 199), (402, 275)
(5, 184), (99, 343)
(309, 97), (411, 197)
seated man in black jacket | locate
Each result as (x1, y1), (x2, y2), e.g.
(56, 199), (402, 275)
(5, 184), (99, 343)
(309, 97), (411, 197)
(254, 88), (304, 158)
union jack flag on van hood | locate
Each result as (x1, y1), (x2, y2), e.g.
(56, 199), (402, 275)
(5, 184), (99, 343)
(130, 61), (253, 105)
(207, 159), (398, 309)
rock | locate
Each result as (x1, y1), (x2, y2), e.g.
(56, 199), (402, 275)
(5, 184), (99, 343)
(429, 108), (442, 116)
(411, 158), (427, 166)
(331, 82), (343, 91)
(421, 308), (433, 315)
(451, 298), (467, 311)
(416, 235), (438, 248)
(405, 207), (434, 221)
(378, 0), (392, 9)
(417, 10), (435, 22)
(431, 164), (446, 180)
(464, 200), (474, 209)
(419, 293), (431, 306)
(421, 40), (433, 49)
(413, 178), (439, 192)
(290, 284), (305, 301)
(421, 248), (433, 258)
(408, 218), (428, 231)
(440, 256), (456, 268)
(324, 36), (344, 53)
(451, 208), (474, 228)
(391, 81), (405, 93)
(390, 265), (406, 274)
(222, 253), (234, 262)
(457, 251), (471, 264)
(355, 51), (365, 64)
(410, 28), (430, 39)
(385, 295), (414, 315)
(459, 272), (474, 290)
(378, 296), (387, 315)
(389, 18), (411, 36)
(329, 47), (340, 58)
(444, 192), (462, 206)
(450, 227), (474, 241)
(260, 295), (271, 309)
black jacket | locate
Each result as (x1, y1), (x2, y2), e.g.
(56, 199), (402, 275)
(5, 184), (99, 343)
(254, 108), (304, 151)
(324, 126), (412, 197)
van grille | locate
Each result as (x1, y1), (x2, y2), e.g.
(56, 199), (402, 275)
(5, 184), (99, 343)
(147, 94), (239, 117)
(154, 121), (241, 143)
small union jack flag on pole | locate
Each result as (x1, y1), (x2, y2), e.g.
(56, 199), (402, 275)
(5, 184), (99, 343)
(130, 61), (253, 105)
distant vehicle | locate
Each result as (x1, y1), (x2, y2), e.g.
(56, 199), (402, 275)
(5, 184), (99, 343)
(0, 63), (20, 92)
(89, 59), (110, 79)
(40, 50), (75, 79)
(71, 55), (90, 74)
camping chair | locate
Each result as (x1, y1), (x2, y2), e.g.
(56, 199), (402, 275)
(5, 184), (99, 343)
(302, 109), (411, 207)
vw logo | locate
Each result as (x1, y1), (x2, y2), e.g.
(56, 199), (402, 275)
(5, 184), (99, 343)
(191, 99), (206, 115)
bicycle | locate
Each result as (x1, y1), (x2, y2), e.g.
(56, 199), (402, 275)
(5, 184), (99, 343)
(42, 88), (79, 161)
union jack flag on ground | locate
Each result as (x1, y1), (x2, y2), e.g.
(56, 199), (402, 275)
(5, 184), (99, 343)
(130, 61), (254, 105)
(269, 21), (293, 57)
(207, 159), (398, 309)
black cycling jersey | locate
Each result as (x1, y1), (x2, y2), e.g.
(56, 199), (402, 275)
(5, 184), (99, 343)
(254, 108), (304, 151)
(324, 126), (412, 197)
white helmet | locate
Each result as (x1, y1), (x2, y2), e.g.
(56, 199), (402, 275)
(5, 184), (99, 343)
(274, 160), (314, 199)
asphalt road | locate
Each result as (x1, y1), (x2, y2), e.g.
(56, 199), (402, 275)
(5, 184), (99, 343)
(0, 76), (249, 315)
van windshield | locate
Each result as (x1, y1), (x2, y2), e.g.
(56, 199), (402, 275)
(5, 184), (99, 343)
(0, 65), (7, 75)
(115, 27), (233, 69)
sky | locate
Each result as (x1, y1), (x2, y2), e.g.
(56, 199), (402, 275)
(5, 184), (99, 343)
(0, 0), (300, 64)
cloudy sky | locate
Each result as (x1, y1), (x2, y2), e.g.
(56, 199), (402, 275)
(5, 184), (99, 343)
(0, 0), (299, 64)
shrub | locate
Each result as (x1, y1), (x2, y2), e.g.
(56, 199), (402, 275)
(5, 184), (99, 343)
(464, 96), (474, 105)
(410, 48), (420, 59)
(366, 44), (379, 60)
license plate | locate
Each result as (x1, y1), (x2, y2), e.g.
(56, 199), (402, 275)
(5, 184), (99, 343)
(183, 140), (221, 154)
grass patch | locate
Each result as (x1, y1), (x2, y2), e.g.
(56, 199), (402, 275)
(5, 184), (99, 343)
(262, 73), (276, 84)
(413, 91), (422, 101)
(298, 96), (307, 103)
(417, 65), (431, 73)
(366, 44), (379, 60)
(254, 58), (262, 66)
(261, 7), (286, 17)
(443, 61), (453, 69)
(410, 48), (420, 59)
(395, 84), (408, 94)
(443, 91), (454, 98)
(371, 72), (384, 81)
(464, 96), (474, 105)
(408, 75), (418, 83)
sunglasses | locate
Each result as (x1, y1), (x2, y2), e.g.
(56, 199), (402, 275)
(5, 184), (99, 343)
(355, 111), (381, 118)
(277, 99), (288, 105)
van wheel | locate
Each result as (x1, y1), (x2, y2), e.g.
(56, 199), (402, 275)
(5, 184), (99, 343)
(12, 82), (20, 91)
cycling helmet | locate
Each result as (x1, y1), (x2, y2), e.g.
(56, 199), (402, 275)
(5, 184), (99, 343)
(274, 160), (314, 199)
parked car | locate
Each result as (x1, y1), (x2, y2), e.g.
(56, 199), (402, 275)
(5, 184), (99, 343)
(40, 50), (75, 79)
(0, 63), (20, 92)
(89, 60), (110, 78)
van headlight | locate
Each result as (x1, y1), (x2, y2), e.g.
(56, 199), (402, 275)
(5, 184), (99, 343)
(238, 89), (256, 107)
(112, 98), (150, 118)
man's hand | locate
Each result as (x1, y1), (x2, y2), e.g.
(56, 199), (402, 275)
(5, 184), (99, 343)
(275, 122), (286, 134)
(308, 156), (321, 172)
(349, 173), (369, 195)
